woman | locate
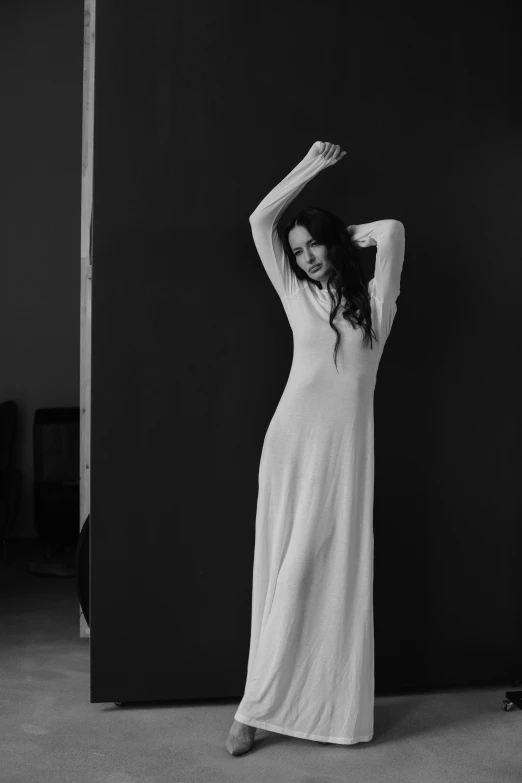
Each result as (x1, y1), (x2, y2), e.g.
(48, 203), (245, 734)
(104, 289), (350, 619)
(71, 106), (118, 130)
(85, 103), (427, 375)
(226, 141), (406, 756)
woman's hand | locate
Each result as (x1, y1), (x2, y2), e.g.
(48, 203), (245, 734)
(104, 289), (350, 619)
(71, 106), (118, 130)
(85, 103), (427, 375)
(310, 140), (347, 166)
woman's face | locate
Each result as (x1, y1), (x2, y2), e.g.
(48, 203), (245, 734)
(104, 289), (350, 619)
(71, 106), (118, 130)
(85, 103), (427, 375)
(288, 225), (333, 286)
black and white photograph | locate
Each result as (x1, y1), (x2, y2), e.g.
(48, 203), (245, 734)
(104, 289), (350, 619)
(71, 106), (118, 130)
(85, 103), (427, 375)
(0, 0), (521, 780)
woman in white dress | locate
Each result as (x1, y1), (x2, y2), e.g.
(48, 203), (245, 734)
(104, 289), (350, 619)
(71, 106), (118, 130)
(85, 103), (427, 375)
(226, 141), (406, 756)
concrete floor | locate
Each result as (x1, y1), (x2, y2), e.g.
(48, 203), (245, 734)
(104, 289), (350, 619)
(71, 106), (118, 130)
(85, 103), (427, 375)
(1, 537), (521, 783)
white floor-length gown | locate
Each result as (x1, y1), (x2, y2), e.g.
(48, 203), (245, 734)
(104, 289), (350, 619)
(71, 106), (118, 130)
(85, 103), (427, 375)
(234, 145), (406, 745)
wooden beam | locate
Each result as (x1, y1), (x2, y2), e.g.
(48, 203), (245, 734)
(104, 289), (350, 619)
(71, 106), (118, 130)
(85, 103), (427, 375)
(79, 0), (95, 639)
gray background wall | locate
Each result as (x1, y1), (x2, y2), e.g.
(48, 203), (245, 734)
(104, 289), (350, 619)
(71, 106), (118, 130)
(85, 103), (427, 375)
(89, 0), (521, 698)
(1, 1), (83, 537)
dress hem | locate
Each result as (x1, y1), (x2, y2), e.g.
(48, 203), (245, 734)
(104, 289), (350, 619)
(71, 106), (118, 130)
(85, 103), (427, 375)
(234, 711), (373, 745)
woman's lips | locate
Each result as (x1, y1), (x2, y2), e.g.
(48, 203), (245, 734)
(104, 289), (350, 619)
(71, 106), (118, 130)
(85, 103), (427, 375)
(310, 263), (321, 273)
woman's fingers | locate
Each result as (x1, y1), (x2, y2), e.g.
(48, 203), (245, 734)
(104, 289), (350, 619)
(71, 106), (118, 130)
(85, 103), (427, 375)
(313, 141), (346, 164)
(324, 143), (345, 163)
(321, 142), (332, 158)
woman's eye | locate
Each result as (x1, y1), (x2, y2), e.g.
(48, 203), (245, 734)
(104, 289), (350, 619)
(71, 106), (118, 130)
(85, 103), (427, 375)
(295, 242), (316, 256)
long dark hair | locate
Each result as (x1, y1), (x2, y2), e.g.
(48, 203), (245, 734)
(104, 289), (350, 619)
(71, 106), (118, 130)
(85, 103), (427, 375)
(280, 206), (378, 372)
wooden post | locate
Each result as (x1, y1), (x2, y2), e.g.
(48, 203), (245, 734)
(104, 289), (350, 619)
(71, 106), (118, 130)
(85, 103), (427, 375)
(80, 0), (95, 639)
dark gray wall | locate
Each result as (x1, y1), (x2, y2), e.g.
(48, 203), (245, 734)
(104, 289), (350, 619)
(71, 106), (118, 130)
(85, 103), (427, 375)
(0, 1), (83, 537)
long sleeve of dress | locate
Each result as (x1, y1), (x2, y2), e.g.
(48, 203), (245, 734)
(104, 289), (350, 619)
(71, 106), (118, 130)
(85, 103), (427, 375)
(348, 219), (405, 305)
(249, 148), (331, 300)
(348, 219), (406, 350)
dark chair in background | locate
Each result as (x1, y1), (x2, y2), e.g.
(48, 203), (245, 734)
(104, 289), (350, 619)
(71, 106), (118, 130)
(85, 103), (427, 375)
(33, 407), (80, 563)
(0, 400), (22, 565)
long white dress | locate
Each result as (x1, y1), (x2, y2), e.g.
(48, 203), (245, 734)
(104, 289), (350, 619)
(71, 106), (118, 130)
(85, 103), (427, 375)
(234, 145), (406, 745)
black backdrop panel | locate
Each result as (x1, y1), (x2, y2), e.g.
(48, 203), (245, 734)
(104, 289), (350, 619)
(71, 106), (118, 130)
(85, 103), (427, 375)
(91, 0), (522, 703)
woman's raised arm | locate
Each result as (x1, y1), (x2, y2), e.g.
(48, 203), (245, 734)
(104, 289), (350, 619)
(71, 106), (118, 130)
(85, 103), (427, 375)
(348, 220), (405, 305)
(249, 142), (345, 299)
